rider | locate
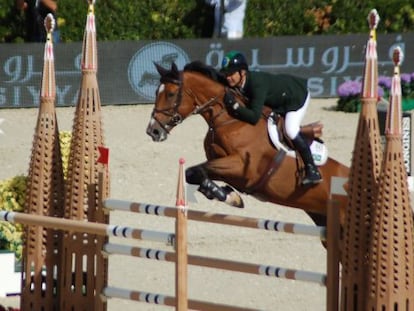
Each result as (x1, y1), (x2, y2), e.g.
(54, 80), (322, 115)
(220, 50), (322, 185)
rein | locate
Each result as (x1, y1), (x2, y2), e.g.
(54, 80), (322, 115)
(188, 88), (239, 129)
(191, 94), (218, 115)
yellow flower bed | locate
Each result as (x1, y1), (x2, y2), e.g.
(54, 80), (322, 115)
(0, 131), (72, 261)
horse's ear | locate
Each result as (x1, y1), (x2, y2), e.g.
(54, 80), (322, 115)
(154, 62), (169, 77)
(171, 62), (179, 76)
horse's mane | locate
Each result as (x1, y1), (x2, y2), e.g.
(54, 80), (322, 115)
(184, 61), (229, 86)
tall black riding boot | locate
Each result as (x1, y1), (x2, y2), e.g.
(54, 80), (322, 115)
(291, 133), (322, 185)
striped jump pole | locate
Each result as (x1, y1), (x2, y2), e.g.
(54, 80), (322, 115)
(102, 286), (260, 311)
(0, 211), (175, 245)
(103, 243), (326, 285)
(98, 162), (342, 310)
(104, 200), (326, 240)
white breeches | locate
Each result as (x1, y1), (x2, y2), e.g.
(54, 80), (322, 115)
(284, 92), (311, 139)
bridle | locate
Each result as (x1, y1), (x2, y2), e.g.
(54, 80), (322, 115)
(150, 73), (185, 134)
(151, 71), (231, 133)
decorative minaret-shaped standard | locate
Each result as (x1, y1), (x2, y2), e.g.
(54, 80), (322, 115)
(175, 158), (188, 311)
(366, 47), (414, 310)
(21, 14), (65, 311)
(59, 1), (109, 310)
(340, 9), (383, 311)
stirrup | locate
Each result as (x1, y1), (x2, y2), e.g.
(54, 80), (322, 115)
(302, 165), (322, 185)
(302, 175), (322, 185)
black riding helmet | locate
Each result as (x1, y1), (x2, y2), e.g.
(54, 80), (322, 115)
(220, 51), (248, 75)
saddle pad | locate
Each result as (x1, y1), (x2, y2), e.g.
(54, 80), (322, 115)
(267, 116), (328, 166)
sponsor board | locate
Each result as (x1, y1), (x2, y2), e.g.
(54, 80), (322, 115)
(378, 108), (413, 191)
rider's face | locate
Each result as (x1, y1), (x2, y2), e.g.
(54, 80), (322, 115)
(225, 70), (245, 88)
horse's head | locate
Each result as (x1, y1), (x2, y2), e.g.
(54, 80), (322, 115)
(146, 62), (194, 142)
(147, 61), (238, 142)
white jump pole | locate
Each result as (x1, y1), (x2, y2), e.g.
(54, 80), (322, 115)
(104, 200), (326, 240)
(0, 211), (175, 245)
(103, 243), (326, 285)
(102, 286), (263, 311)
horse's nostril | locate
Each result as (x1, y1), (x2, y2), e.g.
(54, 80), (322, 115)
(146, 127), (158, 137)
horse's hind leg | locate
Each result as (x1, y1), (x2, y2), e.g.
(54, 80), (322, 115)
(304, 212), (326, 248)
(186, 163), (244, 208)
(306, 211), (327, 227)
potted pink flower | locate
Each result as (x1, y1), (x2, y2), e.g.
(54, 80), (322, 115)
(336, 72), (414, 112)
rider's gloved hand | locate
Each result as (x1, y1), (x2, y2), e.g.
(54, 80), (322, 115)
(223, 90), (240, 112)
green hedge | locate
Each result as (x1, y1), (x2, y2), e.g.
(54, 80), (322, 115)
(1, 0), (414, 42)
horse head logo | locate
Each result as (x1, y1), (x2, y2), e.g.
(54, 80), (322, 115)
(128, 42), (190, 101)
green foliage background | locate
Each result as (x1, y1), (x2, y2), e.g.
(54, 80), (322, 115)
(1, 0), (413, 43)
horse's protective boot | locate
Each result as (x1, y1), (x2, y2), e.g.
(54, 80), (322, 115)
(291, 133), (322, 185)
(198, 180), (244, 208)
(198, 179), (227, 201)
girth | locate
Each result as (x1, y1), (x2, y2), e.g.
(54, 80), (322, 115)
(245, 149), (286, 195)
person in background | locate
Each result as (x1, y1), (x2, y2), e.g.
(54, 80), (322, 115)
(220, 51), (323, 186)
(15, 0), (59, 43)
(205, 0), (247, 39)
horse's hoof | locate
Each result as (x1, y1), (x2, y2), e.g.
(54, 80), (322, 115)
(223, 186), (244, 208)
(225, 193), (244, 208)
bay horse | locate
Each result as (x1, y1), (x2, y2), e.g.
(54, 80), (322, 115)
(146, 62), (349, 227)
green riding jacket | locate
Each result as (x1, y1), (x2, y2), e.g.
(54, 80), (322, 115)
(234, 71), (309, 124)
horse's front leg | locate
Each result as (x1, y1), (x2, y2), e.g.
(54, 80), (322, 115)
(186, 155), (245, 208)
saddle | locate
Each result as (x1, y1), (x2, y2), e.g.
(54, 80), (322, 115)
(267, 112), (328, 166)
(229, 89), (329, 166)
(239, 107), (329, 194)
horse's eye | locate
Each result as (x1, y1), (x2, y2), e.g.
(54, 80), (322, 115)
(167, 92), (176, 99)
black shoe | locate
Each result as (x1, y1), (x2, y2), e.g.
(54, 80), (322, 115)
(302, 164), (322, 185)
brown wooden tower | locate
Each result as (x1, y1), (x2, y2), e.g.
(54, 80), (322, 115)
(21, 15), (65, 311)
(59, 1), (109, 310)
(365, 47), (414, 310)
(340, 9), (383, 311)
